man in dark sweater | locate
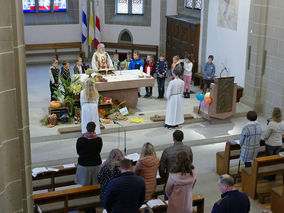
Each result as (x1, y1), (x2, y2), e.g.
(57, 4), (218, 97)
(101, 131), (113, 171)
(104, 159), (145, 213)
(211, 174), (250, 213)
(159, 130), (193, 179)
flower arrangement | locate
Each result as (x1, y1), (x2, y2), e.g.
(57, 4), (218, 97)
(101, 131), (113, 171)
(70, 84), (82, 95)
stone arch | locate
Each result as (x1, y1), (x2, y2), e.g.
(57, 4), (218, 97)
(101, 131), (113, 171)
(118, 29), (133, 44)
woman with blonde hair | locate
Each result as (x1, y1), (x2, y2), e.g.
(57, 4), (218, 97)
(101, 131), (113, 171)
(265, 107), (284, 156)
(80, 79), (100, 134)
(135, 142), (159, 201)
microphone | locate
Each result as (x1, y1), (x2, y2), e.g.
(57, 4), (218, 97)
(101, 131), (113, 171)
(220, 64), (229, 77)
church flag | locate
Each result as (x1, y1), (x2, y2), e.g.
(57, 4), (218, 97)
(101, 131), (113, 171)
(81, 2), (87, 44)
(88, 1), (95, 46)
(94, 0), (101, 49)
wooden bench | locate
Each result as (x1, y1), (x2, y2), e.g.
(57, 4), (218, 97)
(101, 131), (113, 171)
(216, 136), (284, 176)
(34, 180), (204, 213)
(33, 165), (77, 192)
(25, 42), (85, 61)
(271, 186), (284, 213)
(104, 42), (159, 58)
(193, 72), (244, 102)
(241, 155), (284, 200)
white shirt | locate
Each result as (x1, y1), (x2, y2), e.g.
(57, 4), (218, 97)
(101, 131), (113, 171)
(183, 62), (193, 76)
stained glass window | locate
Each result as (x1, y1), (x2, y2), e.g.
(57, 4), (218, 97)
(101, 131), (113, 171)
(185, 0), (202, 10)
(117, 0), (129, 14)
(131, 0), (143, 14)
(185, 0), (194, 9)
(54, 0), (67, 12)
(116, 0), (143, 15)
(194, 0), (202, 10)
(38, 0), (51, 12)
(22, 0), (36, 13)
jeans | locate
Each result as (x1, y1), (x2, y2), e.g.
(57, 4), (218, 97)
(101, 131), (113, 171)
(265, 144), (282, 156)
(145, 87), (153, 95)
(157, 77), (165, 98)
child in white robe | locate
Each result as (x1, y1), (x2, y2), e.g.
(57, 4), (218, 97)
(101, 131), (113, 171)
(80, 79), (101, 134)
(165, 69), (185, 128)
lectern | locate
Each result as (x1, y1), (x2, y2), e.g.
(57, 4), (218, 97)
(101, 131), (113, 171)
(194, 77), (237, 121)
(208, 77), (237, 119)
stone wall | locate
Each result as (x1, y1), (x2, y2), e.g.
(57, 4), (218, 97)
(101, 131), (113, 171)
(242, 0), (284, 116)
(0, 0), (33, 212)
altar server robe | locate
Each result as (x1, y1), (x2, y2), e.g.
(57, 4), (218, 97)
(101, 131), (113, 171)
(165, 79), (184, 126)
(80, 90), (101, 134)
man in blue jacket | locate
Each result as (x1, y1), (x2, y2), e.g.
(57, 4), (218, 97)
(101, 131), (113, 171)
(129, 51), (144, 70)
(211, 174), (250, 213)
(104, 159), (145, 213)
(203, 55), (216, 94)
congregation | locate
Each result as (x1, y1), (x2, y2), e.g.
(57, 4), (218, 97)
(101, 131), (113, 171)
(72, 106), (284, 213)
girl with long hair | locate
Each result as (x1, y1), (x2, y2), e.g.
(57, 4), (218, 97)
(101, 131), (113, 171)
(166, 151), (196, 213)
(80, 79), (100, 134)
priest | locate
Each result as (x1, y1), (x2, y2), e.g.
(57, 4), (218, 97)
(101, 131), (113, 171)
(91, 43), (114, 71)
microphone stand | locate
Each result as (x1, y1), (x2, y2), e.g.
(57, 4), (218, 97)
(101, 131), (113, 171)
(220, 67), (229, 77)
(113, 121), (127, 155)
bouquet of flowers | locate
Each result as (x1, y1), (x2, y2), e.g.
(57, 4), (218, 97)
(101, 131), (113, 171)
(70, 84), (82, 95)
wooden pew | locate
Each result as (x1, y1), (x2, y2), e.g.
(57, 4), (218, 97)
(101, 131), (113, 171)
(271, 186), (284, 213)
(25, 42), (85, 61)
(241, 155), (284, 200)
(33, 165), (77, 191)
(34, 180), (205, 213)
(216, 137), (284, 175)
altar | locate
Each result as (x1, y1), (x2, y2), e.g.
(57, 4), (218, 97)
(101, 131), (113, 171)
(76, 70), (155, 108)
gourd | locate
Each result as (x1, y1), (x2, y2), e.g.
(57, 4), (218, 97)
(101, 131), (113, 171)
(50, 101), (61, 109)
(104, 118), (110, 124)
(99, 108), (106, 116)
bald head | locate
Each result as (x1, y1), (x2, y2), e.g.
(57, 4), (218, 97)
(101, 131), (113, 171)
(218, 174), (235, 194)
(97, 43), (105, 53)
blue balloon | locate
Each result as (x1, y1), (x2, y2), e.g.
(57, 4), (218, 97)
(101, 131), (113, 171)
(196, 93), (205, 101)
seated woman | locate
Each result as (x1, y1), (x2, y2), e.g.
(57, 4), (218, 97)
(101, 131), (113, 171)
(166, 151), (196, 213)
(75, 122), (103, 186)
(97, 149), (124, 203)
(134, 142), (159, 201)
(80, 79), (100, 134)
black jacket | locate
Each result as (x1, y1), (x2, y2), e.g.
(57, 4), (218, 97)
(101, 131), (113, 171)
(211, 190), (250, 213)
(104, 172), (145, 213)
(76, 136), (103, 166)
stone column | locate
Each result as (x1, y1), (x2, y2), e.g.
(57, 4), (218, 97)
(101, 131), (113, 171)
(159, 0), (167, 56)
(0, 0), (33, 212)
(198, 0), (209, 73)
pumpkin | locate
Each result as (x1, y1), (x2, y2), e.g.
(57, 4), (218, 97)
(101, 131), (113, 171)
(99, 108), (106, 116)
(104, 118), (110, 124)
(50, 101), (61, 109)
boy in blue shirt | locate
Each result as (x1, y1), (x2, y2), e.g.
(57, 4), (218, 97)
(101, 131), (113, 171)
(203, 55), (216, 94)
(129, 51), (143, 70)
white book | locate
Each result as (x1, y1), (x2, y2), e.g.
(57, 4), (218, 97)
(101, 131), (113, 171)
(63, 163), (76, 168)
(47, 167), (59, 172)
(147, 199), (165, 208)
(125, 153), (140, 162)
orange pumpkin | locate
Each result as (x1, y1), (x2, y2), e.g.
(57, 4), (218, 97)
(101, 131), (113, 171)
(104, 118), (110, 124)
(99, 108), (106, 116)
(50, 101), (61, 109)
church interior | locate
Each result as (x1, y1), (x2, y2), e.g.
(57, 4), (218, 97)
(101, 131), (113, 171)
(1, 0), (284, 212)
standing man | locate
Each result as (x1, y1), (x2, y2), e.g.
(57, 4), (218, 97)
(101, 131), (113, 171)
(203, 55), (216, 94)
(91, 43), (114, 71)
(104, 159), (145, 213)
(212, 174), (250, 213)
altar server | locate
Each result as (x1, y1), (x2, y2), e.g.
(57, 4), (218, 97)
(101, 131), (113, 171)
(165, 69), (185, 128)
(49, 59), (60, 101)
(73, 57), (85, 74)
(80, 79), (101, 134)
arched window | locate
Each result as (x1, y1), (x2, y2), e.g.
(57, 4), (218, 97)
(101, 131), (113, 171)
(118, 29), (133, 43)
